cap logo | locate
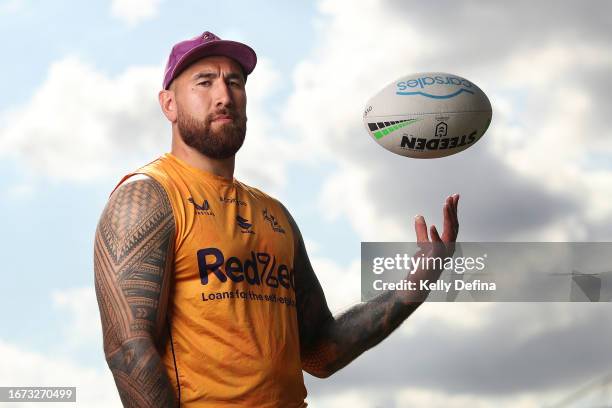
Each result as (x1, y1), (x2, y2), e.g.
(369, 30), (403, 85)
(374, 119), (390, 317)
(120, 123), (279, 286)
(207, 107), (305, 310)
(201, 31), (219, 42)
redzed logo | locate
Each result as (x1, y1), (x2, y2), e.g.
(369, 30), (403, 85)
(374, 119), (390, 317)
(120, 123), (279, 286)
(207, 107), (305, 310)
(197, 247), (295, 290)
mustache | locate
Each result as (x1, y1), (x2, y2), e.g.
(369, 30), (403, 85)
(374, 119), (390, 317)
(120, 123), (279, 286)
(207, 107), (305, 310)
(209, 108), (243, 122)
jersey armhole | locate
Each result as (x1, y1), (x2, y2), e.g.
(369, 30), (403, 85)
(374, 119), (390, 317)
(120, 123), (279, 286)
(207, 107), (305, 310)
(110, 172), (181, 253)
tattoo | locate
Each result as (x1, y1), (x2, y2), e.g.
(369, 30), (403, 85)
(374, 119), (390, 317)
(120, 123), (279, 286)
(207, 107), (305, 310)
(282, 204), (420, 378)
(94, 177), (177, 407)
(301, 291), (419, 377)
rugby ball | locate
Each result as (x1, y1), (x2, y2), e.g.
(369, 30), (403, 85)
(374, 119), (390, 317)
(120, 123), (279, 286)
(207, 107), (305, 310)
(363, 72), (492, 158)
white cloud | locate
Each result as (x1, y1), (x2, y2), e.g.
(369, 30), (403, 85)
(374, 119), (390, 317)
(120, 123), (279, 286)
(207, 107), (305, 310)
(0, 339), (121, 407)
(52, 287), (102, 350)
(237, 57), (298, 193)
(317, 163), (407, 242)
(393, 387), (564, 408)
(110, 0), (162, 27)
(282, 0), (612, 242)
(0, 57), (166, 183)
(304, 374), (580, 407)
(306, 388), (386, 408)
(305, 385), (568, 408)
(284, 1), (612, 400)
(311, 255), (361, 313)
(0, 55), (292, 193)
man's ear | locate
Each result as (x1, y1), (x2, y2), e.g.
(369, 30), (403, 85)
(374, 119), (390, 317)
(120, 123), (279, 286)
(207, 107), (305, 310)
(158, 89), (177, 123)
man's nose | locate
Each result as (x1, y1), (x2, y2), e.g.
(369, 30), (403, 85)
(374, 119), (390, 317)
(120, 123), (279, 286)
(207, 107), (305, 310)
(213, 80), (233, 108)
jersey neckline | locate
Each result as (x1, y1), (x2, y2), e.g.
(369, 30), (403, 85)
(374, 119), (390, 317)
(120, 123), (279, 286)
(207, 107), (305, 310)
(163, 152), (237, 186)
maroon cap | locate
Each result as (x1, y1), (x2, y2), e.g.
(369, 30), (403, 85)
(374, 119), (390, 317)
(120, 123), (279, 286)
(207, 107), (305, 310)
(162, 31), (257, 90)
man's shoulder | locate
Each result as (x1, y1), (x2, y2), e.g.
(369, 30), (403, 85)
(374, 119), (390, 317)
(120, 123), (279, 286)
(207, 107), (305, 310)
(107, 175), (174, 220)
(98, 174), (176, 255)
(111, 173), (165, 200)
(109, 155), (169, 197)
(110, 173), (170, 201)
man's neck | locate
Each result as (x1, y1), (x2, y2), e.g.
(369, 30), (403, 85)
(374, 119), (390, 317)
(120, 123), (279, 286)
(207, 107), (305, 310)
(171, 134), (235, 180)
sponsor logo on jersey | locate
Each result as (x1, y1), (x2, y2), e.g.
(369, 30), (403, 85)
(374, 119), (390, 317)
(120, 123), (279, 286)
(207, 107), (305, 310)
(188, 197), (215, 216)
(236, 215), (255, 234)
(262, 208), (286, 234)
(220, 196), (247, 206)
(197, 247), (295, 290)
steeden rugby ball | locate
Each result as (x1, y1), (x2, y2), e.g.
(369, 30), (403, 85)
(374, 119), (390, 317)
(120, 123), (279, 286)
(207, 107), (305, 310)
(363, 72), (492, 158)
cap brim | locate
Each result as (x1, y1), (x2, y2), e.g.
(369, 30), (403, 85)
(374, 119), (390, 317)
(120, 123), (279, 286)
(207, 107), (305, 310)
(165, 40), (257, 89)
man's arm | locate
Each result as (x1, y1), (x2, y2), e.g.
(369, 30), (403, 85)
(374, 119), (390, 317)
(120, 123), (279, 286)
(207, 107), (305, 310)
(94, 176), (177, 407)
(283, 195), (459, 378)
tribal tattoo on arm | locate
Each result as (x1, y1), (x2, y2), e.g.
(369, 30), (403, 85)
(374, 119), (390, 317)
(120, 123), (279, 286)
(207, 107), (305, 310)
(282, 204), (452, 379)
(94, 176), (177, 407)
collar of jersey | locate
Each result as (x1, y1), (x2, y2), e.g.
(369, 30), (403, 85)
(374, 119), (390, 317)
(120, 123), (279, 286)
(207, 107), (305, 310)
(164, 152), (237, 186)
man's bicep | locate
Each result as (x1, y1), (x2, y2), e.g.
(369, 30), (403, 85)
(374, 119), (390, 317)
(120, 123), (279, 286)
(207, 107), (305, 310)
(294, 250), (334, 349)
(94, 176), (176, 356)
(280, 204), (333, 348)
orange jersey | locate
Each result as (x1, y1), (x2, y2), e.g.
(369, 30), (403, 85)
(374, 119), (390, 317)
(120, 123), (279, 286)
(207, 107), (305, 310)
(113, 153), (307, 407)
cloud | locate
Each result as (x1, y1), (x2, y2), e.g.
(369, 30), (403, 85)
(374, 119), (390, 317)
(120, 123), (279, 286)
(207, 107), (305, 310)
(285, 0), (612, 403)
(309, 251), (361, 312)
(237, 57), (299, 193)
(387, 0), (612, 53)
(52, 287), (102, 351)
(283, 0), (612, 242)
(0, 57), (166, 183)
(0, 55), (291, 192)
(306, 385), (566, 408)
(301, 243), (612, 403)
(306, 388), (391, 408)
(304, 303), (612, 405)
(110, 0), (163, 27)
(0, 339), (121, 407)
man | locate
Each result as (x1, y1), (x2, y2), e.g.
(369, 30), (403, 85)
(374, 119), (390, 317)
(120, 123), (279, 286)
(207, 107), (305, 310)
(94, 31), (459, 407)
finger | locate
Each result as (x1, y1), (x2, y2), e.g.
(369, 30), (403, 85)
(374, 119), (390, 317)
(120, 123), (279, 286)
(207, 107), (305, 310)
(430, 224), (447, 257)
(445, 194), (455, 225)
(442, 200), (454, 243)
(415, 215), (429, 244)
(453, 194), (460, 237)
(446, 194), (458, 239)
(430, 225), (442, 242)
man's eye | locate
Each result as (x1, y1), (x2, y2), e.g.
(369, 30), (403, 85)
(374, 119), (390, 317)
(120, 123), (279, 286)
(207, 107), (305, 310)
(230, 81), (243, 88)
(198, 81), (211, 86)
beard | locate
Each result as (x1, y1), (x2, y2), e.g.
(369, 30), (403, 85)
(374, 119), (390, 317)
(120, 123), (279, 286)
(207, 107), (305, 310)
(177, 107), (246, 160)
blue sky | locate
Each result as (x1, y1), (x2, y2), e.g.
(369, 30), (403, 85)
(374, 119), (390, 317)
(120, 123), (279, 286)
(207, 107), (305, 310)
(2, 0), (612, 406)
(0, 0), (359, 383)
(0, 1), (317, 105)
(0, 0), (354, 326)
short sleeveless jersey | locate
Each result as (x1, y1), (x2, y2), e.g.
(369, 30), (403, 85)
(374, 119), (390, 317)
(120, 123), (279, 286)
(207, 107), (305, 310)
(113, 153), (307, 407)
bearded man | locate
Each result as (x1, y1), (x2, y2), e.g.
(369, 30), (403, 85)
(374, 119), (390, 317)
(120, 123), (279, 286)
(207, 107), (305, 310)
(93, 31), (459, 407)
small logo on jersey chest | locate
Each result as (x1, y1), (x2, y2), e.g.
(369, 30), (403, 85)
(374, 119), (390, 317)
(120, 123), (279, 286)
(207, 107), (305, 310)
(220, 196), (247, 206)
(188, 197), (215, 216)
(236, 215), (255, 234)
(262, 208), (286, 234)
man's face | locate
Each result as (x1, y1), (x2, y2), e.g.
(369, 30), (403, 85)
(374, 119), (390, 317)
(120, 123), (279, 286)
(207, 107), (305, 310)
(171, 56), (247, 159)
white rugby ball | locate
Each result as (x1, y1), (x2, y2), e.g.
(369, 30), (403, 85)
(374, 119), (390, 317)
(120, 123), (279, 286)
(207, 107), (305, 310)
(363, 72), (492, 158)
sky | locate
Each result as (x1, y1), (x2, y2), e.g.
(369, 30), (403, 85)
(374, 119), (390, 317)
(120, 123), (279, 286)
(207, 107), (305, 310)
(1, 0), (611, 407)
